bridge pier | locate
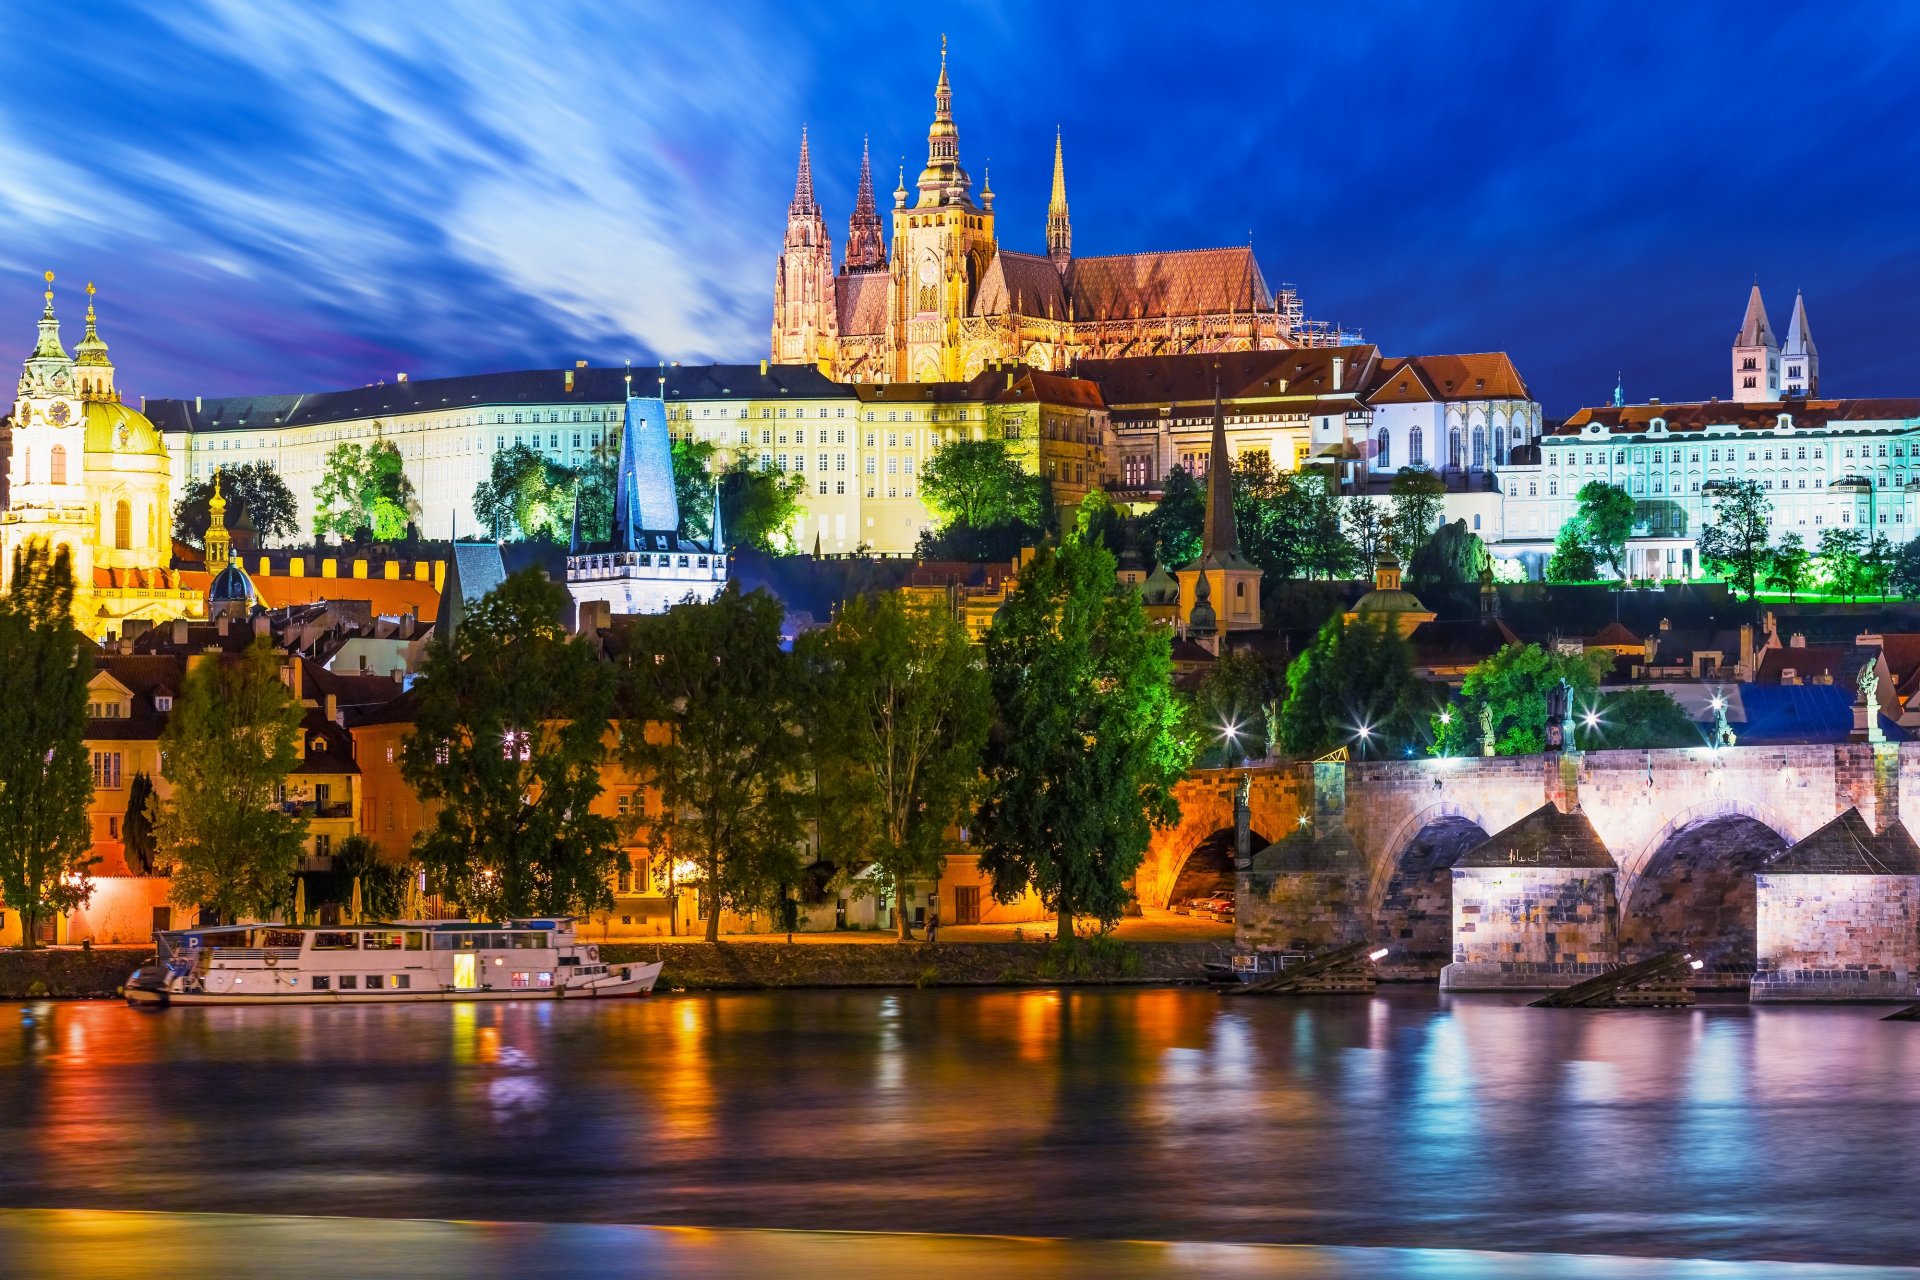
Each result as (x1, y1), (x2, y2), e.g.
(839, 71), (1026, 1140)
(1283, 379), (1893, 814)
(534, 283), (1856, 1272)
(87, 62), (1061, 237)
(1753, 804), (1920, 1002)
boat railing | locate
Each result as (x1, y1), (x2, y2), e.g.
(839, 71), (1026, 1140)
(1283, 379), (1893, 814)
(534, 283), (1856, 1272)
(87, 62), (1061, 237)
(211, 947), (304, 962)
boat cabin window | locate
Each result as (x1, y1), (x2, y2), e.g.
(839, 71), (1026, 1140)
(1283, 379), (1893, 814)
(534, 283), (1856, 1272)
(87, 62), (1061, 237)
(432, 931), (547, 951)
(404, 932), (426, 951)
(312, 932), (359, 951)
(260, 930), (303, 949)
(362, 932), (404, 951)
(512, 933), (549, 949)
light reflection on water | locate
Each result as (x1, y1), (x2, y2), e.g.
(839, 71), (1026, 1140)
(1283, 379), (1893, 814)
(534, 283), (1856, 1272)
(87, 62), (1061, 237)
(3, 990), (1919, 1267)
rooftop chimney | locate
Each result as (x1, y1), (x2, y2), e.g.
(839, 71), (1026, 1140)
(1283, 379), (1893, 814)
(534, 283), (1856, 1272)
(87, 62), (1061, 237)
(326, 693), (339, 724)
(397, 372), (408, 382)
(759, 359), (769, 376)
(171, 619), (188, 647)
(252, 611), (270, 638)
(1331, 355), (1345, 392)
(565, 369), (574, 392)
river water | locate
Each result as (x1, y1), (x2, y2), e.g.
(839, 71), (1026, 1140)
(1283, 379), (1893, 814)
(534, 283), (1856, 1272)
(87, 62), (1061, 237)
(2, 988), (1918, 1275)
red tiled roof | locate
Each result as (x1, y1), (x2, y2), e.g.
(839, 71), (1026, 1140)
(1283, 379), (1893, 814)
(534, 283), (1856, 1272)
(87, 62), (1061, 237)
(973, 251), (1068, 319)
(1584, 621), (1644, 649)
(836, 270), (888, 336)
(1755, 646), (1850, 683)
(1065, 247), (1272, 320)
(1559, 398), (1920, 435)
(1078, 346), (1377, 408)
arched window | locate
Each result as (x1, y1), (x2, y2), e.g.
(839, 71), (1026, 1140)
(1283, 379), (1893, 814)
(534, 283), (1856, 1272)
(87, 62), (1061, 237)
(1471, 426), (1486, 470)
(1376, 427), (1390, 469)
(49, 444), (66, 486)
(1408, 427), (1424, 466)
(114, 500), (131, 550)
(1449, 428), (1463, 470)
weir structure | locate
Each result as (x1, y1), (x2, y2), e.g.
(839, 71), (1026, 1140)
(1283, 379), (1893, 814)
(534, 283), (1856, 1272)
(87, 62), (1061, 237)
(1149, 742), (1918, 1000)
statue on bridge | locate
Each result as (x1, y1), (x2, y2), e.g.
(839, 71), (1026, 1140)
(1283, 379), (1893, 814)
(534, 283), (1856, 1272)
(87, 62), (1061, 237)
(1479, 704), (1496, 757)
(1544, 678), (1575, 752)
(1860, 663), (1885, 745)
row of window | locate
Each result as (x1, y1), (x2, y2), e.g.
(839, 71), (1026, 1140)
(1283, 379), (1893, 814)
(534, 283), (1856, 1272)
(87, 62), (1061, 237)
(1551, 441), (1910, 466)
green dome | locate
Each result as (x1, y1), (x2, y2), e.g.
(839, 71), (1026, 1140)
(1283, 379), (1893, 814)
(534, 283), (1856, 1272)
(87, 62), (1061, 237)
(1353, 588), (1427, 614)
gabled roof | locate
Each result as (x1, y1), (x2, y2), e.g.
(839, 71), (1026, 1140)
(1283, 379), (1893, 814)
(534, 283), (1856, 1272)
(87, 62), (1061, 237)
(1584, 621), (1643, 649)
(1077, 345), (1378, 410)
(1365, 353), (1530, 404)
(1249, 822), (1365, 873)
(973, 250), (1067, 319)
(1065, 246), (1273, 320)
(1558, 398), (1920, 435)
(1457, 804), (1616, 869)
(1767, 808), (1920, 874)
(1754, 645), (1863, 685)
(836, 270), (889, 336)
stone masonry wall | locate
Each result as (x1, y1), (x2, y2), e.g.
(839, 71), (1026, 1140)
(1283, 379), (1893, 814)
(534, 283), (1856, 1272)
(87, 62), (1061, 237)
(1752, 873), (1920, 1002)
(1237, 869), (1370, 953)
(1441, 865), (1619, 991)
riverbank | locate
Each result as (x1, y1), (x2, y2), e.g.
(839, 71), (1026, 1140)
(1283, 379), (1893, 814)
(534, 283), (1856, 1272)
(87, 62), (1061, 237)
(0, 939), (1233, 1000)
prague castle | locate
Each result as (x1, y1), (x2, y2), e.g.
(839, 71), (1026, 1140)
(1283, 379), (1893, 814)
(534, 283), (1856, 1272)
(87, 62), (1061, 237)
(772, 42), (1349, 384)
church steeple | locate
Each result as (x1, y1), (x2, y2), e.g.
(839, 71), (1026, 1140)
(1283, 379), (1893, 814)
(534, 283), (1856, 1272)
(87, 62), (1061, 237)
(73, 282), (116, 402)
(844, 135), (886, 272)
(916, 35), (972, 208)
(1200, 373), (1239, 563)
(791, 126), (818, 216)
(1732, 281), (1781, 403)
(205, 470), (232, 568)
(19, 270), (75, 401)
(1046, 127), (1071, 267)
(771, 127), (838, 367)
(1781, 289), (1818, 397)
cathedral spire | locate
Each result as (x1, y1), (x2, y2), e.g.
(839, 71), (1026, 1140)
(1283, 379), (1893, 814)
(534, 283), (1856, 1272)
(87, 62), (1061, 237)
(790, 126), (818, 215)
(845, 134), (886, 272)
(1046, 127), (1071, 266)
(917, 35), (971, 207)
(205, 470), (232, 569)
(1201, 369), (1239, 562)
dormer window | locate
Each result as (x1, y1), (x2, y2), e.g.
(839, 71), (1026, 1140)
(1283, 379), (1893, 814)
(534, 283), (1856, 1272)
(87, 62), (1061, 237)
(155, 695), (173, 712)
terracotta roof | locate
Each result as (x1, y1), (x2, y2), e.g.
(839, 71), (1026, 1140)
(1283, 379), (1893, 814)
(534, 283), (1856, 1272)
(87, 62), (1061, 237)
(1065, 247), (1273, 320)
(1584, 622), (1643, 649)
(836, 270), (889, 336)
(1368, 353), (1529, 404)
(974, 251), (1067, 319)
(1458, 804), (1615, 869)
(1768, 807), (1920, 874)
(1557, 398), (1920, 435)
(1363, 357), (1439, 404)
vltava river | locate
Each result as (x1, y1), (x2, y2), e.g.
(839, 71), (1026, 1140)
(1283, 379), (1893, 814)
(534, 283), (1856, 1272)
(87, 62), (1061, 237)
(2, 988), (1918, 1271)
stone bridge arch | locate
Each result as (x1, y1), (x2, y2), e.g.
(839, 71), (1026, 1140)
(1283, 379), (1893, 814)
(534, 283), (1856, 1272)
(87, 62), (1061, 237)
(1141, 768), (1304, 910)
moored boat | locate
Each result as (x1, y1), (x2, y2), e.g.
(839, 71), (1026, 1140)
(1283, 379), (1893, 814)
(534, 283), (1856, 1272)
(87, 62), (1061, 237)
(123, 918), (661, 1007)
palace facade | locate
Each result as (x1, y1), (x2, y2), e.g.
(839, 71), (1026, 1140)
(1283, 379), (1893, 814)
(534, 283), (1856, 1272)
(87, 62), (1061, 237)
(772, 43), (1352, 384)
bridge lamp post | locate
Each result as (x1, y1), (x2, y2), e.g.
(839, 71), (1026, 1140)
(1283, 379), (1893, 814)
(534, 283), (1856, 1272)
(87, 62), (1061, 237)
(1354, 722), (1373, 758)
(1218, 719), (1243, 767)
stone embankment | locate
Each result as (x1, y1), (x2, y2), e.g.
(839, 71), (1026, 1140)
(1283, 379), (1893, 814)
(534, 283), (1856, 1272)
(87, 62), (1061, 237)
(603, 940), (1231, 991)
(0, 941), (1233, 1000)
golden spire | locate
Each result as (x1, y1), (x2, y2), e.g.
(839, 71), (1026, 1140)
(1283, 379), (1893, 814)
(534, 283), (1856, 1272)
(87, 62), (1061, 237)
(42, 270), (54, 316)
(1047, 127), (1071, 264)
(205, 469), (232, 568)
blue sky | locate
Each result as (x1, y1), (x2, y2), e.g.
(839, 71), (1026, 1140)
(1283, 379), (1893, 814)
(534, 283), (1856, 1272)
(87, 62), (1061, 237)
(3, 1), (1918, 414)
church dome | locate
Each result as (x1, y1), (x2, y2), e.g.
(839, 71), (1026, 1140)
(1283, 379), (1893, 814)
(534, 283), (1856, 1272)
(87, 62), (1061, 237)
(1352, 587), (1428, 615)
(83, 399), (168, 459)
(208, 559), (258, 608)
(1140, 563), (1181, 605)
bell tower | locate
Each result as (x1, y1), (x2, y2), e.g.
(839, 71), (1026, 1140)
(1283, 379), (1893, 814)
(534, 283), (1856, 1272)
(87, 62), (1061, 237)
(1731, 283), (1780, 404)
(771, 128), (838, 370)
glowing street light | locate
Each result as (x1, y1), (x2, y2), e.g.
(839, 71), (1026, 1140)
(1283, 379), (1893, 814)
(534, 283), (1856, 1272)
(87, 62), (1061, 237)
(1439, 708), (1453, 725)
(1582, 709), (1601, 729)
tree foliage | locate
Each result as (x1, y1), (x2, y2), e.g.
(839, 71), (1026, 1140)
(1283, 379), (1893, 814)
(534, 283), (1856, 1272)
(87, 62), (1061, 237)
(1189, 647), (1279, 768)
(1697, 480), (1772, 602)
(1408, 518), (1487, 588)
(1073, 489), (1127, 557)
(1277, 615), (1422, 758)
(1577, 686), (1699, 750)
(1571, 481), (1635, 581)
(174, 461), (299, 547)
(717, 460), (808, 553)
(798, 592), (991, 939)
(313, 435), (418, 541)
(1815, 526), (1869, 600)
(472, 443), (575, 540)
(1546, 524), (1598, 583)
(1891, 536), (1920, 601)
(670, 438), (717, 542)
(917, 438), (1051, 561)
(1388, 468), (1446, 557)
(0, 542), (96, 947)
(1450, 644), (1609, 757)
(154, 636), (308, 923)
(1141, 466), (1204, 568)
(402, 569), (619, 921)
(1344, 497), (1391, 566)
(123, 772), (158, 876)
(619, 585), (806, 941)
(1765, 531), (1811, 601)
(975, 542), (1191, 939)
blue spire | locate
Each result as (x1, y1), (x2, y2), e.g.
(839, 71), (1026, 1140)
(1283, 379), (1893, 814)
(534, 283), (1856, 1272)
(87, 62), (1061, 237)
(1612, 373), (1624, 409)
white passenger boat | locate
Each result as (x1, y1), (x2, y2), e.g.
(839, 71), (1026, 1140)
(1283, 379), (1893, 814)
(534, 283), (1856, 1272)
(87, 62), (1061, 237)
(123, 918), (662, 1007)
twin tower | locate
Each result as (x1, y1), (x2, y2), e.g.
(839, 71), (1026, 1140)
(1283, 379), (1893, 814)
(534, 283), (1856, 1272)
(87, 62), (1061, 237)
(1732, 283), (1819, 403)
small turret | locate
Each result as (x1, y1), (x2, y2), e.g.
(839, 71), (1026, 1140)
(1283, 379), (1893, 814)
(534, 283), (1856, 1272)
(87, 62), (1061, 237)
(844, 135), (887, 272)
(73, 282), (115, 403)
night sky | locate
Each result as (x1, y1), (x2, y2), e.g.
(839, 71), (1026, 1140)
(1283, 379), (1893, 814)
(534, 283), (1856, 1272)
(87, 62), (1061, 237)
(4, 1), (1918, 416)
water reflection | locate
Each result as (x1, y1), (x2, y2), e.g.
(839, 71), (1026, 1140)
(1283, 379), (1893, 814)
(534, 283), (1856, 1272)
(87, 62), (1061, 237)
(1, 991), (1919, 1267)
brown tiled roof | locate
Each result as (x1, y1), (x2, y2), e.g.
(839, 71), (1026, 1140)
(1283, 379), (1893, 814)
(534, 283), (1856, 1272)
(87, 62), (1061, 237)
(1584, 621), (1643, 649)
(1559, 398), (1920, 435)
(191, 572), (441, 622)
(1398, 353), (1530, 402)
(1755, 646), (1851, 683)
(973, 251), (1067, 319)
(836, 270), (888, 336)
(1768, 807), (1920, 874)
(1876, 633), (1920, 703)
(1065, 247), (1273, 320)
(1364, 357), (1439, 404)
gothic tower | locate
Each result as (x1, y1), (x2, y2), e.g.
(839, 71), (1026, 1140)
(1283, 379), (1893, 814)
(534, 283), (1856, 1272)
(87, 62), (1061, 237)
(1781, 289), (1818, 397)
(1046, 128), (1071, 268)
(844, 136), (886, 273)
(1732, 283), (1780, 403)
(891, 37), (998, 382)
(771, 128), (838, 369)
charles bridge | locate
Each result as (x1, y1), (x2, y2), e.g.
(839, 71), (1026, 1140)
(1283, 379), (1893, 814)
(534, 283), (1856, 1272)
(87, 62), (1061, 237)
(1146, 742), (1919, 997)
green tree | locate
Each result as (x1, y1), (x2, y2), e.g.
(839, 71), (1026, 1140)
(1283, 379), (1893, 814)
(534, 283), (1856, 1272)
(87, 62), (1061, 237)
(620, 585), (806, 941)
(1765, 531), (1812, 601)
(1453, 644), (1608, 756)
(0, 542), (96, 948)
(1865, 532), (1896, 600)
(473, 443), (573, 540)
(799, 592), (992, 940)
(1277, 615), (1421, 758)
(975, 541), (1191, 940)
(1073, 489), (1127, 556)
(718, 460), (807, 553)
(573, 450), (620, 546)
(1290, 472), (1360, 580)
(1697, 480), (1773, 602)
(1576, 687), (1698, 750)
(921, 438), (1036, 529)
(1388, 468), (1446, 557)
(1891, 536), (1920, 601)
(1572, 481), (1635, 582)
(313, 435), (419, 541)
(1816, 526), (1869, 600)
(335, 835), (412, 921)
(173, 461), (299, 546)
(1344, 496), (1391, 566)
(670, 438), (717, 542)
(1408, 518), (1487, 588)
(1141, 466), (1204, 567)
(1189, 648), (1278, 768)
(154, 637), (308, 923)
(402, 569), (619, 921)
(1546, 525), (1598, 583)
(123, 772), (158, 876)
